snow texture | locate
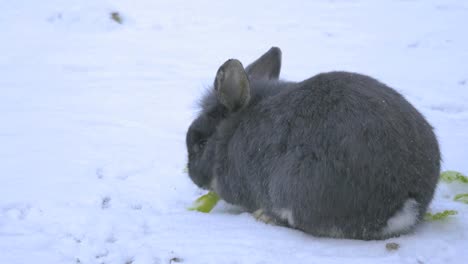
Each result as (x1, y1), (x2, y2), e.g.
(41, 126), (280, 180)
(0, 0), (467, 263)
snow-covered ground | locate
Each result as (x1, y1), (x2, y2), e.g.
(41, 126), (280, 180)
(1, 0), (467, 263)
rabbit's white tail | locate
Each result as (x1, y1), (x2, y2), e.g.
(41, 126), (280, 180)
(381, 198), (419, 236)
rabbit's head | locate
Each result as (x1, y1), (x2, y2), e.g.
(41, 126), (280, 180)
(186, 47), (282, 189)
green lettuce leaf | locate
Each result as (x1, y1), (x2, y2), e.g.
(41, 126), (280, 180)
(424, 210), (458, 221)
(454, 193), (468, 204)
(440, 171), (468, 183)
(188, 191), (220, 213)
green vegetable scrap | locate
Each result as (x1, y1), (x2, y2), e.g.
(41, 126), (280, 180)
(454, 193), (468, 204)
(440, 170), (468, 183)
(110, 12), (123, 24)
(188, 191), (220, 213)
(424, 210), (458, 221)
(385, 242), (400, 251)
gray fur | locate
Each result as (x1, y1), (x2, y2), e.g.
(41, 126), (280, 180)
(186, 47), (440, 240)
(245, 47), (282, 80)
(214, 59), (251, 111)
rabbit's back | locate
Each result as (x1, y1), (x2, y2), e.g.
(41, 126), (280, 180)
(221, 71), (440, 239)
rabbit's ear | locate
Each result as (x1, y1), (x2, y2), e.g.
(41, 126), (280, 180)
(214, 59), (250, 112)
(245, 47), (282, 80)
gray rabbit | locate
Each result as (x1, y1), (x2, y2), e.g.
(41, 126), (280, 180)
(186, 47), (440, 240)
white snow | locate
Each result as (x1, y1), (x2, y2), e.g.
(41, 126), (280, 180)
(1, 0), (467, 263)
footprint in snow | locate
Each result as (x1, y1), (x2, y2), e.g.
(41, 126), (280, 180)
(130, 204), (143, 210)
(96, 168), (104, 179)
(115, 165), (153, 180)
(101, 196), (111, 209)
(47, 13), (62, 23)
(95, 249), (109, 259)
(407, 41), (420, 48)
(106, 234), (117, 243)
(3, 204), (32, 220)
(428, 104), (465, 114)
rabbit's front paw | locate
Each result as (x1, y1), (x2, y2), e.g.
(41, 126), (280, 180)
(253, 209), (274, 224)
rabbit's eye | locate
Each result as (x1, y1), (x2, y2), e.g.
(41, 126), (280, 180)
(193, 139), (207, 153)
(198, 139), (207, 149)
